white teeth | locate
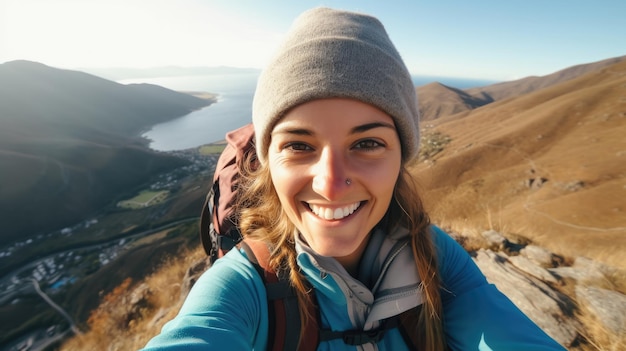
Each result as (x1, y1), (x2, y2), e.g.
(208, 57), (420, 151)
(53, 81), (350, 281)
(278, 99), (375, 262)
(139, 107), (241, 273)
(324, 208), (333, 219)
(333, 208), (343, 219)
(309, 202), (360, 220)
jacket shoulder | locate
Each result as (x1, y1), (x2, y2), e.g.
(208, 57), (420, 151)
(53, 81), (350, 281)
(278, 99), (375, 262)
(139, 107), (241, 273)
(141, 248), (269, 350)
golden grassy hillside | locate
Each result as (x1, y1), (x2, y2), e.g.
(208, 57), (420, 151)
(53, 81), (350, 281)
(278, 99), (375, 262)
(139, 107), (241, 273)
(417, 82), (490, 120)
(59, 246), (206, 351)
(414, 60), (626, 269)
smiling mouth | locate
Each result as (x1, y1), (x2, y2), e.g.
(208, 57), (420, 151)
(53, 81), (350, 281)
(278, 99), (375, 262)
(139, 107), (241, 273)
(307, 202), (362, 220)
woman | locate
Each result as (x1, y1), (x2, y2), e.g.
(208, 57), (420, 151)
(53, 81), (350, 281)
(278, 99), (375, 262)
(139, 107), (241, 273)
(142, 7), (565, 350)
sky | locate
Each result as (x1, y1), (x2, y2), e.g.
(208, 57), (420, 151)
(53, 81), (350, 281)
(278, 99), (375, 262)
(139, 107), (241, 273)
(1, 0), (625, 81)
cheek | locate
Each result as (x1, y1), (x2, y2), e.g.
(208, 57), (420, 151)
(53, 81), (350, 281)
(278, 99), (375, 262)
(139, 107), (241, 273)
(270, 167), (287, 201)
(269, 159), (302, 210)
(366, 159), (401, 196)
(377, 172), (399, 208)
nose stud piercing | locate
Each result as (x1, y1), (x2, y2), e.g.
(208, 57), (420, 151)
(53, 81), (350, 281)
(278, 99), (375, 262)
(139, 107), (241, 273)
(346, 178), (351, 185)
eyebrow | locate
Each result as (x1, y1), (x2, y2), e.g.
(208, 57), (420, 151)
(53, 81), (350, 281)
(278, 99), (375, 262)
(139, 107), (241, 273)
(351, 121), (396, 134)
(272, 121), (396, 136)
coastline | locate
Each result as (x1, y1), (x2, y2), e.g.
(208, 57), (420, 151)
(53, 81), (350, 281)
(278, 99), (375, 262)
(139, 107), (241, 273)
(182, 91), (219, 102)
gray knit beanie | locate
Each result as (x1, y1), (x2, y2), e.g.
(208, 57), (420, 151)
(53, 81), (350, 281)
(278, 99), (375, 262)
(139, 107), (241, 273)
(252, 7), (420, 164)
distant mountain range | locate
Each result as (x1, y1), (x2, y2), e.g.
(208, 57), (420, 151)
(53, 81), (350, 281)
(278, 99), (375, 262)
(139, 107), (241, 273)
(80, 65), (262, 81)
(417, 55), (626, 121)
(0, 61), (215, 245)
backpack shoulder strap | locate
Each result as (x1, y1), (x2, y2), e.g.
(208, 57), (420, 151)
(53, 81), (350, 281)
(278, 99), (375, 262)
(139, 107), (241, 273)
(241, 239), (319, 351)
(398, 305), (430, 350)
(241, 239), (422, 349)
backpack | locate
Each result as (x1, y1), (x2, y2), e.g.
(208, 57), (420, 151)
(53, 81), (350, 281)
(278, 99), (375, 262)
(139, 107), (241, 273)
(200, 123), (256, 262)
(200, 123), (421, 350)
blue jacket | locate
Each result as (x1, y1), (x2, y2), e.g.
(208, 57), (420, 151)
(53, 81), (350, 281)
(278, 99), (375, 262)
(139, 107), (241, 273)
(142, 226), (565, 350)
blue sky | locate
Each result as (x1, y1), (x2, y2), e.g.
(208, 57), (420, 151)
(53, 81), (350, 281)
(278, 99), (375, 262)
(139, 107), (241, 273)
(1, 0), (624, 81)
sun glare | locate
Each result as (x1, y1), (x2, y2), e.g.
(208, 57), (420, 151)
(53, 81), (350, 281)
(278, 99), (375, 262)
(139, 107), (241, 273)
(1, 0), (281, 69)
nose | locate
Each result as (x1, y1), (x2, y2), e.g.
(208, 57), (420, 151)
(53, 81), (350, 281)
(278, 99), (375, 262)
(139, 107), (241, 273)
(311, 147), (350, 200)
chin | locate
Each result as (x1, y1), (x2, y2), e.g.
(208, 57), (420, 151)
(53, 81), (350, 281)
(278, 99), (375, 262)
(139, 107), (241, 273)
(309, 238), (361, 257)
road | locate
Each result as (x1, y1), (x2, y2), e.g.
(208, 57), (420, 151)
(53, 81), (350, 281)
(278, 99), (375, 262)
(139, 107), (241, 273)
(0, 217), (198, 292)
(29, 279), (82, 336)
(1, 218), (198, 350)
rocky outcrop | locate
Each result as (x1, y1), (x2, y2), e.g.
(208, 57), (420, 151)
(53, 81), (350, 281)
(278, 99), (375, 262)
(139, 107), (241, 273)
(575, 286), (626, 335)
(179, 257), (211, 303)
(473, 248), (579, 346)
(470, 230), (626, 348)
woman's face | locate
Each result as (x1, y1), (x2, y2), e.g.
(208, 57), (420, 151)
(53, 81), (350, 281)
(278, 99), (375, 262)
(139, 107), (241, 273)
(268, 98), (402, 266)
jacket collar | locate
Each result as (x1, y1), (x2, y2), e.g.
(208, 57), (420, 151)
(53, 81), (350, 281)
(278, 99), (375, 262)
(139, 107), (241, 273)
(295, 226), (424, 329)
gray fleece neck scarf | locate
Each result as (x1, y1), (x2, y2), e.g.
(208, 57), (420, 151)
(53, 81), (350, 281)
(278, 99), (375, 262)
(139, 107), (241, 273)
(295, 226), (424, 331)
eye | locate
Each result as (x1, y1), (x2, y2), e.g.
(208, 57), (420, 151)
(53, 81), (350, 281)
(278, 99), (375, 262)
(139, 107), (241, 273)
(353, 139), (384, 151)
(283, 142), (313, 153)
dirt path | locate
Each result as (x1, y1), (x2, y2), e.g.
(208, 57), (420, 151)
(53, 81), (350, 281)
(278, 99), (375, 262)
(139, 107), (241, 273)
(482, 142), (626, 233)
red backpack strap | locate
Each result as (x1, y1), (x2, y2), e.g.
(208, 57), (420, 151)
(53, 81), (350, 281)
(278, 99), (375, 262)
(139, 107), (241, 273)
(298, 297), (321, 351)
(242, 239), (319, 351)
(240, 239), (419, 349)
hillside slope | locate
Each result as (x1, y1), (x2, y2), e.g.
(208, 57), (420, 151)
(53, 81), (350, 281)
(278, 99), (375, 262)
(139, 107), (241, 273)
(417, 55), (626, 121)
(0, 60), (212, 140)
(465, 55), (626, 103)
(414, 59), (626, 269)
(0, 61), (215, 244)
(417, 82), (491, 120)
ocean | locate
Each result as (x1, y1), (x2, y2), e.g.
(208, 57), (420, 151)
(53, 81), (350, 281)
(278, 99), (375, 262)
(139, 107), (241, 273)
(120, 73), (497, 151)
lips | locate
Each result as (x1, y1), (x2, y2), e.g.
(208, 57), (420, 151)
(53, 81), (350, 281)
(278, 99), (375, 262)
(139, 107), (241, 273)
(308, 202), (361, 220)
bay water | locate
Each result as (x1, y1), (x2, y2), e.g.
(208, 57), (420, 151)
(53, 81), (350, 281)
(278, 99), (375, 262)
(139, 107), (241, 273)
(121, 73), (497, 151)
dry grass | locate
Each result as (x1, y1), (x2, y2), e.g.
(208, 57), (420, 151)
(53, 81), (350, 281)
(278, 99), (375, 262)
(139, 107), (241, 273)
(418, 130), (452, 161)
(575, 309), (626, 351)
(58, 246), (205, 351)
(568, 279), (626, 351)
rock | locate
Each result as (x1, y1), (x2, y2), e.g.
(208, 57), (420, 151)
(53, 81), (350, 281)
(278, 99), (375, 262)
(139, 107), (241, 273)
(148, 307), (170, 329)
(124, 283), (152, 327)
(575, 286), (626, 335)
(508, 255), (559, 284)
(520, 245), (554, 267)
(129, 283), (151, 306)
(549, 257), (609, 286)
(179, 257), (211, 302)
(481, 230), (509, 250)
(474, 249), (579, 347)
(572, 257), (617, 277)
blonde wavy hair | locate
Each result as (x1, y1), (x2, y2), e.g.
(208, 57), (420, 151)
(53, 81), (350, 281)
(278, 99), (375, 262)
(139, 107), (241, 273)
(237, 160), (446, 350)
